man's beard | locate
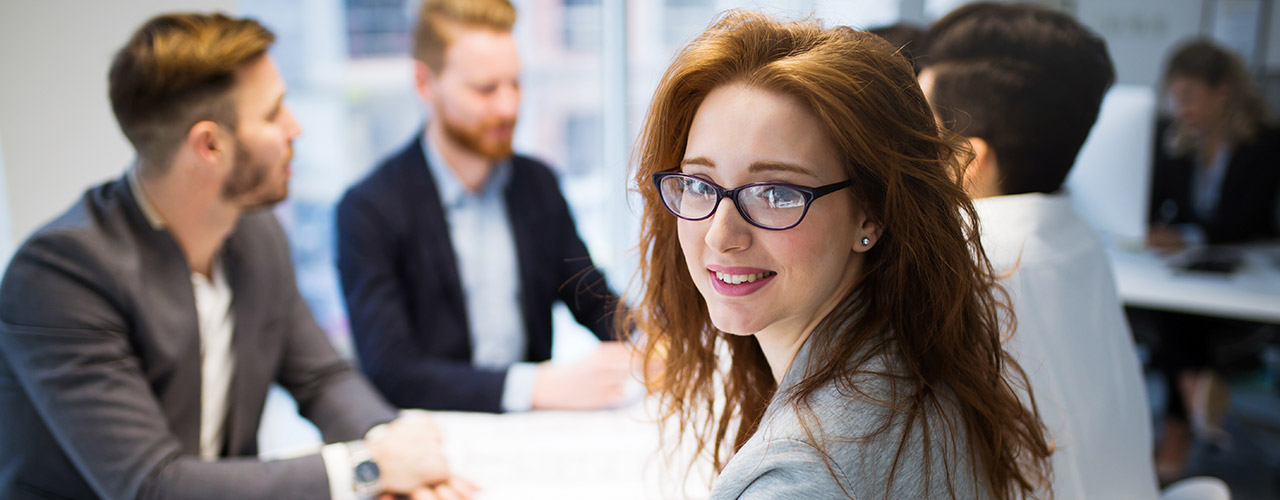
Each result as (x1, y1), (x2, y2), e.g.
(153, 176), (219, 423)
(441, 114), (516, 160)
(222, 138), (289, 210)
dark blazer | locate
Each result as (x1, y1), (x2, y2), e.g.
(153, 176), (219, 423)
(0, 176), (397, 499)
(336, 135), (621, 413)
(1149, 118), (1280, 243)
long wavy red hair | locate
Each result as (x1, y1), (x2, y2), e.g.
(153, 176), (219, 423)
(622, 11), (1051, 499)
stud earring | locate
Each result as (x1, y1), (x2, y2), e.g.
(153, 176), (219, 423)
(861, 237), (871, 246)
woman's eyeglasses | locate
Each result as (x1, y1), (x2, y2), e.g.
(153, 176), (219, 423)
(652, 172), (851, 230)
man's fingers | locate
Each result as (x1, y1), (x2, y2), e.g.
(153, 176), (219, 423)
(432, 484), (467, 500)
(448, 476), (481, 495)
(410, 488), (442, 500)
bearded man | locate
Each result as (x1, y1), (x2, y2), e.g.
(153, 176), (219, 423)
(0, 12), (469, 499)
(335, 0), (631, 414)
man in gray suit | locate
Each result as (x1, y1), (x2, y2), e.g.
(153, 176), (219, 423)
(0, 12), (471, 500)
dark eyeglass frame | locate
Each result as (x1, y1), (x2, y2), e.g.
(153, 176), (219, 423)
(652, 171), (852, 230)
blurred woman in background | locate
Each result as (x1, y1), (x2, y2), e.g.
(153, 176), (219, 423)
(1148, 38), (1279, 247)
(626, 10), (1051, 499)
(1145, 38), (1280, 482)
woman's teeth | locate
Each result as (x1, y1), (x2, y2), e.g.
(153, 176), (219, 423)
(714, 271), (774, 284)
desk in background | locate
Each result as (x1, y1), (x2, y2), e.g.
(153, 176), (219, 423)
(1106, 243), (1280, 324)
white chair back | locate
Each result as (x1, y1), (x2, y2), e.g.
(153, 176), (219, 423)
(1161, 476), (1231, 500)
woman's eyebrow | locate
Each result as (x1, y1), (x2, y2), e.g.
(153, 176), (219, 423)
(680, 156), (714, 168)
(749, 160), (815, 177)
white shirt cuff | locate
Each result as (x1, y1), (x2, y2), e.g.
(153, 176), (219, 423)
(501, 362), (539, 412)
(321, 442), (355, 500)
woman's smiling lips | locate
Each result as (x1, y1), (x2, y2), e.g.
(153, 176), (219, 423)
(706, 265), (777, 297)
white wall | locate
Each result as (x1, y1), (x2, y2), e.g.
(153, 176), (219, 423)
(0, 137), (13, 266)
(1077, 0), (1205, 88)
(0, 0), (236, 248)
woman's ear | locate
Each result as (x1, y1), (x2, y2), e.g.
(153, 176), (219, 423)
(853, 213), (883, 253)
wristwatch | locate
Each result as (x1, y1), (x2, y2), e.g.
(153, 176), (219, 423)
(348, 441), (382, 500)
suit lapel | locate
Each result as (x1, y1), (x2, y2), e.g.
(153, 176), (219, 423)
(118, 178), (204, 455)
(1214, 143), (1255, 224)
(503, 160), (539, 359)
(219, 221), (269, 456)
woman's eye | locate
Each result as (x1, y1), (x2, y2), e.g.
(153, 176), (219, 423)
(763, 187), (805, 208)
(685, 179), (716, 196)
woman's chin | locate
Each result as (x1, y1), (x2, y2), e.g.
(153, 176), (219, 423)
(708, 313), (762, 337)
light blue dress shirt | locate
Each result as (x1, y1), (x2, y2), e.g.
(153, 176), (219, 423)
(424, 134), (538, 412)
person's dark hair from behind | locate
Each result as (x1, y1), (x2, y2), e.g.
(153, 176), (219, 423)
(921, 2), (1115, 195)
(868, 22), (925, 72)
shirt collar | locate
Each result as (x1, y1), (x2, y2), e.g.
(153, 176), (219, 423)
(127, 165), (166, 229)
(190, 256), (228, 287)
(972, 192), (1072, 236)
(972, 192), (1077, 269)
(422, 128), (513, 208)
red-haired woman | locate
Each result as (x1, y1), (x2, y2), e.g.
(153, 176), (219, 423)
(625, 11), (1052, 499)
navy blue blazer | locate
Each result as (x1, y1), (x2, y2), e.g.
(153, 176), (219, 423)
(336, 135), (621, 413)
(1148, 118), (1280, 243)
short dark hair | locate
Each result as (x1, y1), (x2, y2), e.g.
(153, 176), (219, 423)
(108, 12), (274, 174)
(921, 2), (1115, 195)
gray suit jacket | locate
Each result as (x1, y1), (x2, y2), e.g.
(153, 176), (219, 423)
(0, 176), (397, 499)
(711, 328), (988, 499)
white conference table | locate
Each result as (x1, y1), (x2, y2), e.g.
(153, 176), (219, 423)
(259, 388), (713, 500)
(1105, 242), (1280, 324)
(432, 402), (712, 500)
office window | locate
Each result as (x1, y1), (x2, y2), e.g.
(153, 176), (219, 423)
(563, 0), (602, 52)
(662, 0), (716, 47)
(346, 0), (412, 58)
(565, 113), (603, 176)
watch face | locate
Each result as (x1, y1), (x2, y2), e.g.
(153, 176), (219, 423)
(355, 460), (381, 483)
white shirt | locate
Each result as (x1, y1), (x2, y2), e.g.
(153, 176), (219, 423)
(975, 193), (1159, 500)
(192, 263), (235, 461)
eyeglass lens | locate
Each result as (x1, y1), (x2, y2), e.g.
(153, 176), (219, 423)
(658, 175), (808, 229)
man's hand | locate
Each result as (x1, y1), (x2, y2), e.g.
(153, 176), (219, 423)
(379, 476), (479, 500)
(366, 412), (450, 494)
(531, 341), (634, 410)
